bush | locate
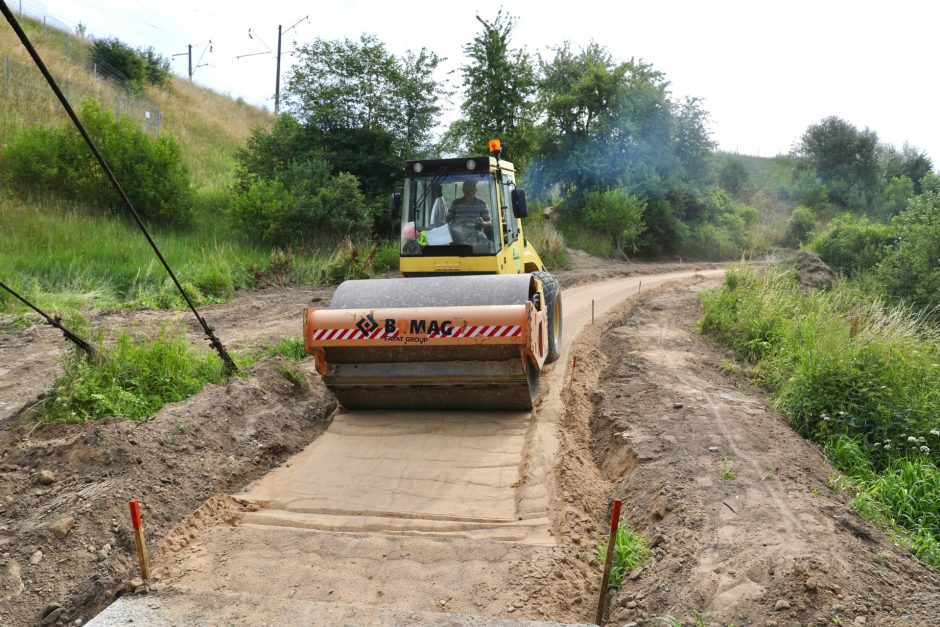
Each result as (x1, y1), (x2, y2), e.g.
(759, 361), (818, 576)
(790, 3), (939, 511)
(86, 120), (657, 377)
(91, 38), (171, 89)
(40, 329), (227, 423)
(583, 188), (646, 256)
(810, 214), (896, 276)
(0, 100), (192, 224)
(782, 205), (816, 247)
(877, 192), (940, 318)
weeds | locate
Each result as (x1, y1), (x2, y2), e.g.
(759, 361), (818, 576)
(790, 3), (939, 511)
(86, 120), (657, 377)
(276, 362), (308, 391)
(595, 519), (651, 588)
(265, 338), (306, 362)
(39, 328), (227, 423)
(721, 457), (736, 480)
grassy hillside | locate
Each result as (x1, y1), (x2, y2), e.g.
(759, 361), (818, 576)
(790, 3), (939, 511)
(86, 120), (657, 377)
(0, 17), (348, 317)
(0, 16), (269, 187)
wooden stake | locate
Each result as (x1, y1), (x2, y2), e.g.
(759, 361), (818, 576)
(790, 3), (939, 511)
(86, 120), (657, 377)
(129, 498), (151, 581)
(591, 299), (595, 324)
(595, 499), (623, 625)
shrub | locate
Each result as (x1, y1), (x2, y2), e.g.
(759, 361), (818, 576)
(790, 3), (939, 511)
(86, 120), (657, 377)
(782, 205), (816, 247)
(877, 192), (940, 319)
(91, 38), (171, 89)
(523, 209), (568, 270)
(0, 100), (192, 224)
(810, 214), (895, 276)
(40, 329), (227, 423)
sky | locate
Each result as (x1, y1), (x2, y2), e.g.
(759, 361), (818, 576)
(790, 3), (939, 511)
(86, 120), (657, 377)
(15, 0), (940, 163)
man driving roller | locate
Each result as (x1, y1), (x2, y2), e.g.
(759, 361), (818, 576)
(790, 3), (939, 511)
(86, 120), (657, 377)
(446, 180), (492, 237)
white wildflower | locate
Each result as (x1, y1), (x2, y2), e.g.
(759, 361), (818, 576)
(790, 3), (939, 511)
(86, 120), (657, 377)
(907, 436), (918, 443)
(930, 429), (939, 437)
(920, 446), (930, 454)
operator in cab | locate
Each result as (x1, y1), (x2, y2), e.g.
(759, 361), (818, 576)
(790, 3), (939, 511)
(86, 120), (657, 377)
(446, 180), (493, 237)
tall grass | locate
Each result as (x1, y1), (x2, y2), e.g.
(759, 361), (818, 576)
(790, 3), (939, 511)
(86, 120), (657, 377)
(0, 196), (331, 315)
(700, 267), (940, 567)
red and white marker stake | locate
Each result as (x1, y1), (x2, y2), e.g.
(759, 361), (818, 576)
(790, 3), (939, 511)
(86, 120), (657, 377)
(595, 498), (623, 625)
(129, 498), (151, 582)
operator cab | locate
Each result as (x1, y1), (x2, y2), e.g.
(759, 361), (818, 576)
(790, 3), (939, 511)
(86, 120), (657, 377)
(392, 156), (528, 260)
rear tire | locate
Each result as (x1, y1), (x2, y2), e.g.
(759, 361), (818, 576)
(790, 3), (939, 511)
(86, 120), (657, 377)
(534, 271), (562, 363)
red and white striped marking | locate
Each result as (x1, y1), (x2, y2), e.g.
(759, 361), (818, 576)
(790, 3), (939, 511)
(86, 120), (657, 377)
(310, 324), (522, 341)
(438, 324), (522, 339)
(310, 326), (398, 341)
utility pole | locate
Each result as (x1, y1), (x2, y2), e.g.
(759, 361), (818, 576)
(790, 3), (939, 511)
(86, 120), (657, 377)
(240, 16), (307, 114)
(173, 41), (211, 82)
(274, 24), (282, 114)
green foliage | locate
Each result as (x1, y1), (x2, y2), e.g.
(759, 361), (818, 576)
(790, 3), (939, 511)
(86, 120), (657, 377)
(265, 338), (307, 362)
(810, 214), (895, 276)
(583, 188), (646, 255)
(783, 205), (817, 248)
(39, 329), (227, 423)
(796, 116), (880, 211)
(285, 34), (446, 160)
(448, 10), (538, 167)
(700, 267), (940, 566)
(877, 192), (940, 318)
(881, 175), (915, 219)
(595, 520), (651, 589)
(1, 100), (192, 224)
(231, 162), (370, 247)
(91, 38), (170, 89)
(718, 157), (750, 197)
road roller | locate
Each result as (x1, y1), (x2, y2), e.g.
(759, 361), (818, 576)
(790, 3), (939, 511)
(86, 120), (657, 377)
(303, 140), (563, 410)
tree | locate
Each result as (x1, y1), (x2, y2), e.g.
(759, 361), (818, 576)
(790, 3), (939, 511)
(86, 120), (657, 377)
(285, 35), (446, 161)
(718, 156), (750, 197)
(583, 188), (646, 255)
(795, 116), (880, 211)
(448, 11), (538, 165)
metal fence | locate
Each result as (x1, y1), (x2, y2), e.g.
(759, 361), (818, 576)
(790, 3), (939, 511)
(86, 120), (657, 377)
(1, 53), (163, 136)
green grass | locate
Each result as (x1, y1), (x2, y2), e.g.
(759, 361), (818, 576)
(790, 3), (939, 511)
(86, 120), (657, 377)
(264, 337), (307, 362)
(38, 328), (228, 423)
(595, 519), (651, 589)
(0, 195), (332, 316)
(700, 266), (940, 567)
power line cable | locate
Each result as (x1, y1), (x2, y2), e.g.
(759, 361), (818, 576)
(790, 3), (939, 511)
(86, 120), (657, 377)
(0, 0), (238, 374)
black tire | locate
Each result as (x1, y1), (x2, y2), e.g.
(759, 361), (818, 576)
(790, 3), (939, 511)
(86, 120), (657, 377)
(534, 271), (562, 363)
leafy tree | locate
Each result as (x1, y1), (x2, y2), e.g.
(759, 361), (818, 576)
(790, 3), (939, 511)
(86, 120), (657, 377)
(795, 116), (880, 211)
(877, 192), (940, 318)
(882, 143), (933, 194)
(583, 188), (646, 255)
(285, 35), (445, 160)
(448, 10), (538, 165)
